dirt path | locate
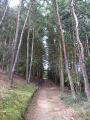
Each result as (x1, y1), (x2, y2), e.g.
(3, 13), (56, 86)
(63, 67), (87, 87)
(25, 80), (77, 120)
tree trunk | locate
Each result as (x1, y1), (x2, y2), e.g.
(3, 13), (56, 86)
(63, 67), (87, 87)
(26, 16), (31, 84)
(86, 34), (90, 57)
(9, 0), (34, 87)
(2, 50), (5, 71)
(2, 39), (6, 71)
(8, 0), (23, 86)
(59, 40), (64, 92)
(71, 0), (90, 101)
(28, 27), (34, 83)
(56, 0), (76, 99)
(7, 32), (12, 71)
(0, 0), (11, 25)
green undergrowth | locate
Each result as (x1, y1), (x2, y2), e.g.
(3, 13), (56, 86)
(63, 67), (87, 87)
(0, 83), (38, 120)
(60, 92), (90, 120)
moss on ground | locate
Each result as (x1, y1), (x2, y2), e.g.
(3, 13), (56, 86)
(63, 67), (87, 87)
(0, 83), (38, 120)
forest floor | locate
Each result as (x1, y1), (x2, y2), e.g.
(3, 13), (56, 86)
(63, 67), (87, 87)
(25, 79), (77, 120)
(0, 71), (38, 120)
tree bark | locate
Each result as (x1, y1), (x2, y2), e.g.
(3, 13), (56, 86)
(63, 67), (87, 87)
(59, 40), (64, 92)
(0, 0), (11, 25)
(28, 27), (34, 83)
(2, 39), (7, 71)
(71, 0), (90, 101)
(56, 0), (76, 99)
(8, 0), (23, 86)
(86, 34), (90, 57)
(9, 0), (34, 87)
(26, 16), (31, 84)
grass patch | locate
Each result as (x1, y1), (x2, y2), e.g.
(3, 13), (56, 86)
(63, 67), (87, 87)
(60, 93), (90, 120)
(0, 83), (38, 120)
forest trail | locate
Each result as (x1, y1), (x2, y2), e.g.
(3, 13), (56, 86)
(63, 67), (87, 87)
(25, 79), (77, 120)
